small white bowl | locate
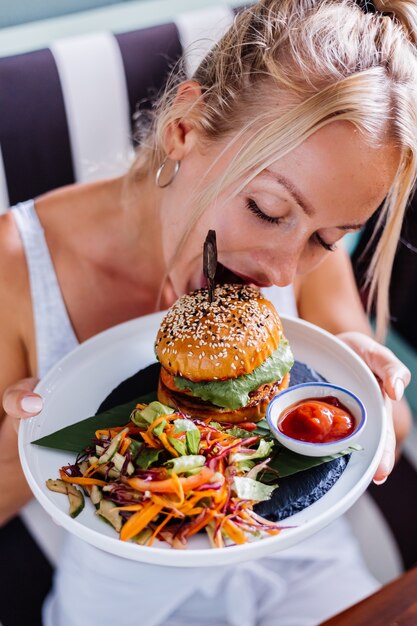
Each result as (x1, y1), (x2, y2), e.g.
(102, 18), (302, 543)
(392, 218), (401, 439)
(266, 382), (367, 457)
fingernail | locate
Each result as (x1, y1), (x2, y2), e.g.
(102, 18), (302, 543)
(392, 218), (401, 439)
(394, 378), (404, 401)
(21, 395), (43, 414)
(373, 476), (388, 486)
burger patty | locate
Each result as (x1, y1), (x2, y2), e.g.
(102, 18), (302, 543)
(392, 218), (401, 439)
(157, 372), (290, 423)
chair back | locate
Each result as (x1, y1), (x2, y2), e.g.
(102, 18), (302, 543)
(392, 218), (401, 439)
(0, 6), (236, 211)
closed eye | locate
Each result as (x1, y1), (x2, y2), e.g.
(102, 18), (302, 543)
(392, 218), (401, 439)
(246, 199), (282, 225)
(314, 232), (337, 252)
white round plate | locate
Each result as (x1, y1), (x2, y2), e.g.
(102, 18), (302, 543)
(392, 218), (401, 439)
(18, 313), (386, 567)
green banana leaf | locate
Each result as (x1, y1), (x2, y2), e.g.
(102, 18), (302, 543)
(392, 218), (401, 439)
(266, 446), (354, 479)
(32, 391), (157, 453)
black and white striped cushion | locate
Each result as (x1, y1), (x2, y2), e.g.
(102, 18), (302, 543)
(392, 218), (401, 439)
(0, 6), (235, 213)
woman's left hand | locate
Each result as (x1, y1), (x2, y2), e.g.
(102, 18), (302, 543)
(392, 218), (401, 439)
(337, 331), (412, 484)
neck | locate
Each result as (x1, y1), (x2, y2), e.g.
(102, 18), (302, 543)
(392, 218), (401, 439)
(117, 171), (177, 311)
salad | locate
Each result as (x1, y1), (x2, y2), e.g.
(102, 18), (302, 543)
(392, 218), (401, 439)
(47, 401), (283, 548)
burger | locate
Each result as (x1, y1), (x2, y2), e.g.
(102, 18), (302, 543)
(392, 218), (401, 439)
(154, 284), (294, 423)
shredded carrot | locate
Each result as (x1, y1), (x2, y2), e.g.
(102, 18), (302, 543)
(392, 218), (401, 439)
(119, 436), (132, 456)
(158, 432), (179, 457)
(170, 472), (185, 505)
(183, 507), (204, 516)
(126, 426), (147, 435)
(149, 493), (188, 515)
(185, 510), (217, 538)
(95, 429), (109, 439)
(83, 458), (100, 478)
(95, 426), (126, 439)
(147, 413), (179, 434)
(140, 431), (160, 449)
(127, 467), (214, 494)
(120, 501), (163, 542)
(181, 491), (217, 514)
(222, 518), (247, 544)
(148, 513), (175, 546)
(59, 472), (106, 487)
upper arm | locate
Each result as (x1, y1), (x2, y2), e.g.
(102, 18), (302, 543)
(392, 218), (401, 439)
(296, 245), (372, 336)
(0, 213), (33, 422)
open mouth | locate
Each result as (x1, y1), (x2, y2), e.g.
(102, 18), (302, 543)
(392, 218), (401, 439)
(214, 262), (247, 286)
(200, 262), (270, 290)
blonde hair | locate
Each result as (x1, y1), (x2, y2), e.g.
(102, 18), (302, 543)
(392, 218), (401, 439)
(133, 0), (417, 340)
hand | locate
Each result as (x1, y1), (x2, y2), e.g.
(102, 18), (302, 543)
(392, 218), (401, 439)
(0, 378), (41, 525)
(337, 332), (411, 484)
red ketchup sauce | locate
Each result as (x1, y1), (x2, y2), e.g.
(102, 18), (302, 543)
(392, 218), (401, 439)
(278, 396), (356, 444)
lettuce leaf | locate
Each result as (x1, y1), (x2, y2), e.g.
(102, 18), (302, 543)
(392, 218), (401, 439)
(165, 455), (206, 474)
(174, 340), (294, 409)
(232, 476), (276, 502)
(231, 439), (274, 464)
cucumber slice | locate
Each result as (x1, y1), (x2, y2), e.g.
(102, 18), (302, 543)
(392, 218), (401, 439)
(46, 478), (68, 494)
(66, 484), (85, 518)
(98, 428), (129, 465)
(97, 499), (122, 532)
(133, 528), (153, 545)
(78, 461), (89, 475)
(46, 479), (84, 517)
(90, 485), (103, 508)
(112, 452), (135, 475)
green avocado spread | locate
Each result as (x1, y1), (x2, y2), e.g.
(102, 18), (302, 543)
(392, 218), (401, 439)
(174, 340), (294, 410)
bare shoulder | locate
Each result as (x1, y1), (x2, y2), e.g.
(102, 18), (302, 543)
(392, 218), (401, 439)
(34, 178), (122, 235)
(0, 211), (29, 305)
(0, 211), (33, 385)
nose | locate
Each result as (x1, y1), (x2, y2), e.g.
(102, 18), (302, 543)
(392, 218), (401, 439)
(255, 249), (300, 288)
(256, 236), (325, 287)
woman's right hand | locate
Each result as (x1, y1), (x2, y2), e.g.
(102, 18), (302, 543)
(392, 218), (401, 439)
(0, 378), (42, 525)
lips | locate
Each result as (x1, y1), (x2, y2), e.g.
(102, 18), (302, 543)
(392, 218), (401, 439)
(230, 268), (273, 289)
(199, 262), (272, 290)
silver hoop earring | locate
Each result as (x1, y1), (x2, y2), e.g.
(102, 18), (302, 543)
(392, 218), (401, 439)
(155, 157), (180, 188)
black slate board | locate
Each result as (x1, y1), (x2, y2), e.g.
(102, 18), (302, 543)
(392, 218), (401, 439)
(97, 361), (349, 522)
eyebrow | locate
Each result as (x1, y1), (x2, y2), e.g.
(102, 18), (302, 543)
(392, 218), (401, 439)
(264, 169), (365, 231)
(265, 170), (316, 217)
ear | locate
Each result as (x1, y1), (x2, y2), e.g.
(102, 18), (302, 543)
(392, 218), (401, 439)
(163, 80), (203, 161)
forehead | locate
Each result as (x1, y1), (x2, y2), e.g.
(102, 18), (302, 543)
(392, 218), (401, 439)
(264, 121), (400, 222)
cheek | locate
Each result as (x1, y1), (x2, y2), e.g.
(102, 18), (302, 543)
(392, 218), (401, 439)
(297, 243), (330, 275)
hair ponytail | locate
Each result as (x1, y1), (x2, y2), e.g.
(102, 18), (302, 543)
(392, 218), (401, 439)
(373, 0), (417, 46)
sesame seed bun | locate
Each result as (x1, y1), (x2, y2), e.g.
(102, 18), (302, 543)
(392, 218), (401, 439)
(155, 284), (283, 383)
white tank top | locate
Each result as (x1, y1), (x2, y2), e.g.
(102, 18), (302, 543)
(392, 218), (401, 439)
(13, 200), (373, 626)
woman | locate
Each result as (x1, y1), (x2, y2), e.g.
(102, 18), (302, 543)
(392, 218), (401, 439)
(1, 0), (416, 624)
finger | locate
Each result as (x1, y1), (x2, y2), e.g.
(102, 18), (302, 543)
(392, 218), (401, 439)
(338, 333), (410, 401)
(2, 378), (42, 420)
(373, 397), (396, 484)
(367, 348), (410, 402)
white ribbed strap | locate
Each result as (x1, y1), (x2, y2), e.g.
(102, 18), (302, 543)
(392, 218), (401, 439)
(50, 32), (134, 183)
(12, 200), (78, 378)
(175, 6), (234, 77)
(0, 144), (10, 214)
